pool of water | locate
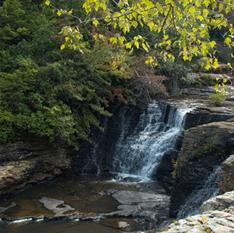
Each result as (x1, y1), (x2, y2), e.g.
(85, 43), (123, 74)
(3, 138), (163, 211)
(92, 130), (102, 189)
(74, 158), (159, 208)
(0, 175), (162, 233)
(0, 221), (122, 233)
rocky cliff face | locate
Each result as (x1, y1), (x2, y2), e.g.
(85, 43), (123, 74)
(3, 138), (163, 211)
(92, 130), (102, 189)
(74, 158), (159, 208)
(170, 121), (234, 217)
(0, 139), (71, 197)
(220, 154), (234, 194)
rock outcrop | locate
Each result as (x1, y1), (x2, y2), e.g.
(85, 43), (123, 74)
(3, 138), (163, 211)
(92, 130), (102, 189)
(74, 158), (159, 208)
(184, 107), (234, 129)
(159, 191), (234, 233)
(201, 191), (234, 212)
(220, 154), (234, 194)
(0, 138), (71, 197)
(110, 190), (170, 224)
(170, 121), (234, 217)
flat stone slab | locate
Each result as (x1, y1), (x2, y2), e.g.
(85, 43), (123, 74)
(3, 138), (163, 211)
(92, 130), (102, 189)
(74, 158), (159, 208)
(39, 197), (75, 217)
(109, 191), (170, 222)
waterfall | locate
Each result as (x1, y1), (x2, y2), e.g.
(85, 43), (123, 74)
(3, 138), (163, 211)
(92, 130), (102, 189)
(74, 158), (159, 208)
(111, 102), (192, 179)
(177, 166), (221, 219)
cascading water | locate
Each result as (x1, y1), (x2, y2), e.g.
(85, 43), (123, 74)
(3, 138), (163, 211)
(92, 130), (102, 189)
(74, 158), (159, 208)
(177, 166), (221, 219)
(111, 102), (192, 179)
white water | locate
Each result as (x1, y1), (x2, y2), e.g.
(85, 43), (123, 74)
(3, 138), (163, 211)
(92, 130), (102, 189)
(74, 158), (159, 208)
(112, 103), (192, 179)
(177, 166), (221, 219)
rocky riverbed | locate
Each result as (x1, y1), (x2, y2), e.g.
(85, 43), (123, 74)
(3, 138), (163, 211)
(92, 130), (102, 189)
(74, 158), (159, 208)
(0, 86), (234, 232)
(0, 175), (169, 232)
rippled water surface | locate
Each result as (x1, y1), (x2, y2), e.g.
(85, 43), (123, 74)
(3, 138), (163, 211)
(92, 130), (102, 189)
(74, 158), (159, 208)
(0, 175), (156, 233)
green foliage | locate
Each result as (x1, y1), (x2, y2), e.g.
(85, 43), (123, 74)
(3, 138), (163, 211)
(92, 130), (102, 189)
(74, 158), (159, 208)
(180, 74), (200, 88)
(156, 61), (190, 81)
(155, 61), (190, 94)
(48, 0), (234, 70)
(209, 92), (226, 106)
(208, 76), (227, 106)
(0, 0), (132, 146)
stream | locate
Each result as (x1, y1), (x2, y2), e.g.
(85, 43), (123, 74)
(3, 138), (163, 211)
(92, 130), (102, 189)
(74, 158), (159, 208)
(0, 175), (165, 233)
(0, 102), (193, 232)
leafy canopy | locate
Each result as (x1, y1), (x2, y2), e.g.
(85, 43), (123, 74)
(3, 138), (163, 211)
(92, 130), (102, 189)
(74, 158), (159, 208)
(46, 0), (234, 70)
(0, 0), (133, 146)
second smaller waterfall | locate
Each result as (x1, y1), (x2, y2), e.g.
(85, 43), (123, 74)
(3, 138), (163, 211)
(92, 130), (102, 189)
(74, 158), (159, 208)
(177, 166), (221, 219)
(112, 103), (192, 179)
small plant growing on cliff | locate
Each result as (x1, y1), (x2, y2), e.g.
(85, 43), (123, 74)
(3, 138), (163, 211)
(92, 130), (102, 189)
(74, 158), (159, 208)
(209, 92), (226, 106)
(209, 77), (227, 106)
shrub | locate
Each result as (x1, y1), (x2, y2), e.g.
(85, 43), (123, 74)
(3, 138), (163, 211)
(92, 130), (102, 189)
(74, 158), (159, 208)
(209, 92), (226, 106)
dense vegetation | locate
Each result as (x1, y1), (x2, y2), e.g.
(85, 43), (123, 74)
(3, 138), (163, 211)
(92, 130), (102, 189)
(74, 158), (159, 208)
(0, 0), (233, 147)
(0, 0), (134, 147)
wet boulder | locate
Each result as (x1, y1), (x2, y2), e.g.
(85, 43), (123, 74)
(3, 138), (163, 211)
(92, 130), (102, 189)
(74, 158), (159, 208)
(0, 138), (71, 197)
(220, 154), (234, 194)
(170, 122), (234, 217)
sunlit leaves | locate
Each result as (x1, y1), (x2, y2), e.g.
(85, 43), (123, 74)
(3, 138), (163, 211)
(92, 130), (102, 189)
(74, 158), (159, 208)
(44, 0), (50, 6)
(224, 37), (232, 46)
(56, 9), (73, 17)
(145, 56), (157, 66)
(60, 26), (85, 53)
(47, 0), (234, 68)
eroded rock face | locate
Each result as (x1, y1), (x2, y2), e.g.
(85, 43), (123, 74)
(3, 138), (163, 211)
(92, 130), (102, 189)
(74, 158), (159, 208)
(184, 107), (234, 129)
(159, 191), (234, 233)
(220, 154), (234, 194)
(201, 191), (234, 212)
(170, 122), (234, 217)
(160, 208), (234, 233)
(0, 139), (71, 197)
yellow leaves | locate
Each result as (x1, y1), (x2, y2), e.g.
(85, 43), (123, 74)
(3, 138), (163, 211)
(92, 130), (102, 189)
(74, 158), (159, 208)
(67, 10), (73, 15)
(195, 1), (201, 7)
(60, 44), (65, 50)
(56, 9), (73, 17)
(147, 21), (156, 31)
(145, 56), (156, 66)
(83, 0), (108, 14)
(224, 37), (232, 46)
(203, 0), (210, 7)
(134, 40), (140, 49)
(57, 10), (62, 16)
(60, 26), (85, 53)
(203, 9), (209, 17)
(44, 0), (50, 6)
(209, 41), (216, 48)
(83, 1), (92, 14)
(109, 37), (118, 45)
(200, 57), (219, 71)
(200, 28), (208, 38)
(213, 58), (219, 69)
(201, 42), (208, 56)
(118, 36), (125, 45)
(125, 42), (132, 49)
(182, 47), (189, 61)
(188, 6), (196, 15)
(219, 3), (224, 11)
(197, 15), (204, 21)
(56, 0), (233, 67)
(113, 12), (121, 18)
(182, 0), (189, 7)
(92, 18), (99, 27)
(109, 35), (127, 47)
(142, 42), (149, 52)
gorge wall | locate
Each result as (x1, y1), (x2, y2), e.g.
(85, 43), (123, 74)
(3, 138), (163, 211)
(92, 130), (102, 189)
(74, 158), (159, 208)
(0, 87), (234, 228)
